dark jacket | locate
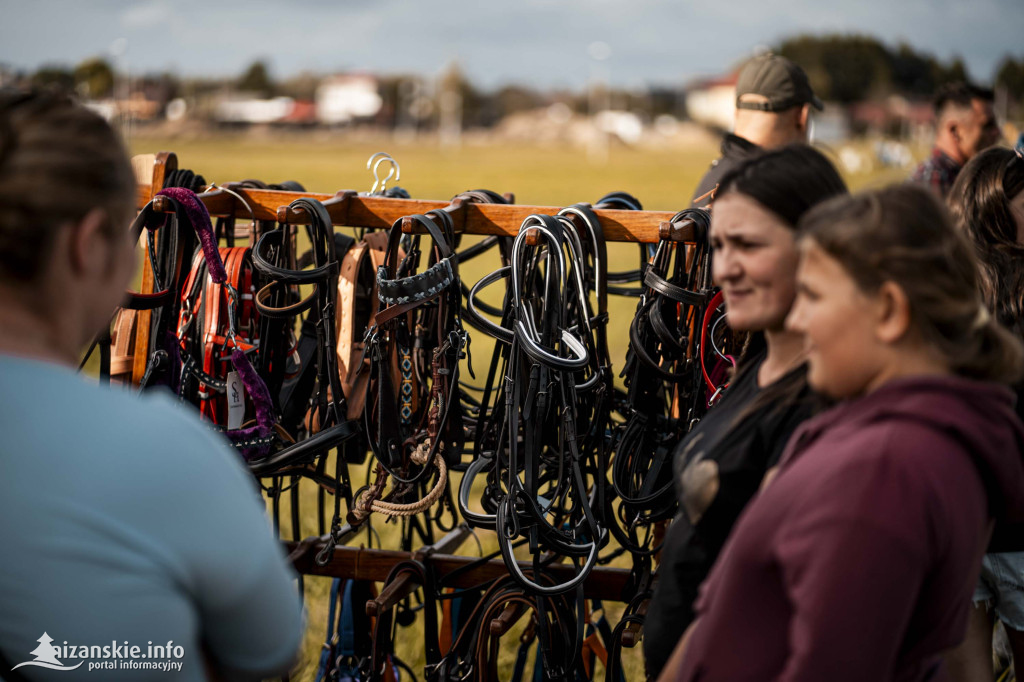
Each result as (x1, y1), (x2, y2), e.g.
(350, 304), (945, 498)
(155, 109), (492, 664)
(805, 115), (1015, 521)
(678, 375), (1024, 682)
(644, 358), (816, 678)
(988, 382), (1024, 552)
(691, 133), (762, 207)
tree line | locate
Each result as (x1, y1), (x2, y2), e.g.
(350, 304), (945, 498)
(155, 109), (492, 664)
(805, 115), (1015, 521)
(778, 34), (1023, 108)
(18, 34), (1024, 122)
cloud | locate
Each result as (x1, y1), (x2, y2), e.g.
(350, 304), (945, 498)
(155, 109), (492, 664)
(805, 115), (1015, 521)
(119, 0), (172, 30)
(1, 0), (1020, 86)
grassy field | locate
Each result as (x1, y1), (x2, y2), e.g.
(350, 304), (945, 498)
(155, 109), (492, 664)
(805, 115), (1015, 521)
(129, 133), (912, 209)
(127, 133), (919, 681)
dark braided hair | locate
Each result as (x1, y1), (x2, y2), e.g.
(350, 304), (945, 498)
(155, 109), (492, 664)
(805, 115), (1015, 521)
(0, 88), (136, 285)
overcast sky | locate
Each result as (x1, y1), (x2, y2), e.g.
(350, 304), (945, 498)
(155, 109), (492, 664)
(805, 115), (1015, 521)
(2, 0), (1021, 90)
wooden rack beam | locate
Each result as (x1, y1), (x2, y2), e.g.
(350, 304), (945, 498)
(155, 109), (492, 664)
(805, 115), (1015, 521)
(139, 183), (684, 244)
(286, 537), (633, 602)
(367, 526), (472, 617)
(659, 217), (702, 243)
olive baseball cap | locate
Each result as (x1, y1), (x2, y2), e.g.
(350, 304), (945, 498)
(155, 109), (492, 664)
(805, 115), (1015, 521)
(735, 53), (824, 112)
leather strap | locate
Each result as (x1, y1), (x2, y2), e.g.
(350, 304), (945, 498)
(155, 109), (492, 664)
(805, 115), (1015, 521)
(336, 230), (392, 419)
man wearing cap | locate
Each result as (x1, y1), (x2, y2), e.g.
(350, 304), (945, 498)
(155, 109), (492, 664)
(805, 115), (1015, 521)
(691, 53), (823, 207)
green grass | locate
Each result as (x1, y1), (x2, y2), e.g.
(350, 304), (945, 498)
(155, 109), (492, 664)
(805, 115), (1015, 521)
(130, 135), (718, 209)
(127, 133), (922, 681)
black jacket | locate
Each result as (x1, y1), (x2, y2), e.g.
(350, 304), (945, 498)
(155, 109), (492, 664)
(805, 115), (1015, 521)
(691, 133), (762, 207)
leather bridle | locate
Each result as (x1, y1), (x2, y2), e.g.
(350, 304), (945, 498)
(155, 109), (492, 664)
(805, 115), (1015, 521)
(249, 197), (359, 563)
(352, 208), (466, 528)
(463, 213), (607, 596)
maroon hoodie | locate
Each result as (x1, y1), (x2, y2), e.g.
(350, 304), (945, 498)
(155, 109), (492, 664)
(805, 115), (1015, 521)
(676, 375), (1024, 682)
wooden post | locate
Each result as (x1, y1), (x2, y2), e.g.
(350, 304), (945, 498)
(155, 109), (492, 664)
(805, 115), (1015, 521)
(131, 151), (176, 385)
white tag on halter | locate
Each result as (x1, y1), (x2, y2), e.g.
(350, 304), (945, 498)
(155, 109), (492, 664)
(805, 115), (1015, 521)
(226, 371), (245, 430)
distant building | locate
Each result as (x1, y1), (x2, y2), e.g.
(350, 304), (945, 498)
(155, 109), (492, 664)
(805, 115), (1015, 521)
(281, 100), (317, 125)
(316, 74), (383, 125)
(595, 110), (644, 144)
(84, 93), (162, 122)
(684, 74), (738, 131)
(215, 96), (295, 124)
(848, 95), (932, 141)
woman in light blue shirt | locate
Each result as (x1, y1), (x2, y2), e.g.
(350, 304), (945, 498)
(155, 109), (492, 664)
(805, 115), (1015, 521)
(0, 89), (303, 681)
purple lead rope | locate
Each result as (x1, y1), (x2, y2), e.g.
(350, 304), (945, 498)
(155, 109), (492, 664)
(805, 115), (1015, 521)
(156, 187), (227, 283)
(226, 348), (277, 460)
(158, 188), (276, 458)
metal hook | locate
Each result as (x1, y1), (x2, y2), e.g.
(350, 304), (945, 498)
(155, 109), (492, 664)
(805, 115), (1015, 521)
(366, 151), (392, 171)
(206, 182), (256, 226)
(365, 152), (400, 194)
(366, 152), (392, 193)
(372, 156), (400, 194)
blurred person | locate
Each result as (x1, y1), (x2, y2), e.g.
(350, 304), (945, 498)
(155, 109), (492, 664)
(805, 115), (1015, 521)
(690, 53), (823, 207)
(0, 89), (303, 681)
(946, 144), (1024, 681)
(658, 184), (1024, 681)
(910, 82), (999, 198)
(644, 145), (846, 678)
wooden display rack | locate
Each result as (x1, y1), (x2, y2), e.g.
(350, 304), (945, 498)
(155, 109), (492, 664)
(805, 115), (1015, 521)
(132, 150), (696, 648)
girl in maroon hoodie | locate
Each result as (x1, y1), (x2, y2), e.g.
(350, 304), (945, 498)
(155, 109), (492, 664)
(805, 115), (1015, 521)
(660, 185), (1024, 681)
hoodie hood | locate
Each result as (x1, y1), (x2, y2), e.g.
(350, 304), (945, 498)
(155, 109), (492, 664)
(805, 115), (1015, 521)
(782, 374), (1024, 525)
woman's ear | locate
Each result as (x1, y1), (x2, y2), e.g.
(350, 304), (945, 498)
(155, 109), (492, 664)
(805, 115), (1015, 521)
(67, 208), (111, 277)
(874, 280), (912, 344)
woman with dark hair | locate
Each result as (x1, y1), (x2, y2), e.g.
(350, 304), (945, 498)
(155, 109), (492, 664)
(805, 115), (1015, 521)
(0, 90), (302, 680)
(643, 144), (848, 678)
(659, 184), (1024, 681)
(946, 145), (1024, 681)
(949, 146), (1024, 335)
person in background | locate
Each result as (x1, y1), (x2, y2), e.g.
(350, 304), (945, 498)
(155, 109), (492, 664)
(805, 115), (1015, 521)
(946, 144), (1024, 681)
(909, 82), (1000, 198)
(643, 145), (847, 678)
(0, 90), (303, 680)
(690, 53), (823, 207)
(658, 184), (1024, 682)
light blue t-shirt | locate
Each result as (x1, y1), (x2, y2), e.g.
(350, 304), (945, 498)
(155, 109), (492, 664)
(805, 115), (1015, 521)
(0, 356), (303, 681)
